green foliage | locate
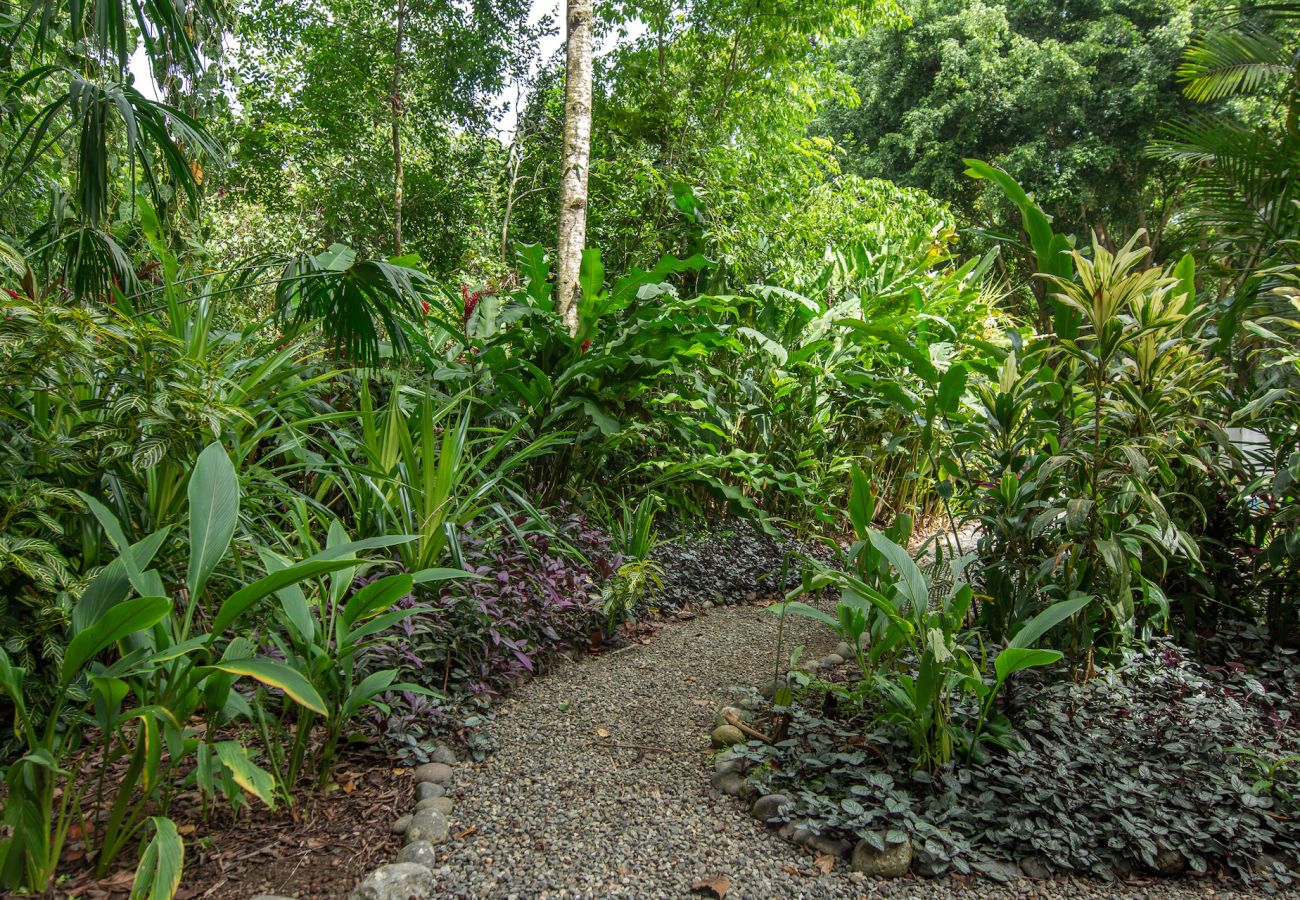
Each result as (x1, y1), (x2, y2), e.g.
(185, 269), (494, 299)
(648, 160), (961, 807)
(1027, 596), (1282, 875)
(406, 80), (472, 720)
(823, 0), (1203, 247)
(739, 640), (1300, 881)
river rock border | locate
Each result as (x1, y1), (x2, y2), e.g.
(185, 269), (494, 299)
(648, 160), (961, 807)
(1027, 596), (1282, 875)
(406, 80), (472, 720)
(346, 744), (460, 900)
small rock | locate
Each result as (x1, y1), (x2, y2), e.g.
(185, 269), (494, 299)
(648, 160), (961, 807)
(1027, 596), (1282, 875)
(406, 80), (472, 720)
(1151, 847), (1186, 875)
(391, 814), (412, 835)
(801, 658), (821, 672)
(709, 770), (754, 799)
(821, 653), (845, 668)
(397, 841), (439, 868)
(835, 641), (856, 660)
(405, 809), (450, 845)
(1018, 856), (1051, 881)
(703, 600), (715, 609)
(751, 793), (791, 821)
(413, 762), (453, 784)
(713, 751), (743, 775)
(713, 706), (751, 729)
(776, 823), (799, 843)
(710, 724), (745, 748)
(428, 744), (457, 765)
(737, 695), (761, 712)
(414, 796), (454, 815)
(745, 591), (757, 602)
(758, 676), (788, 700)
(810, 834), (851, 858)
(349, 863), (436, 900)
(851, 833), (913, 878)
(414, 781), (445, 801)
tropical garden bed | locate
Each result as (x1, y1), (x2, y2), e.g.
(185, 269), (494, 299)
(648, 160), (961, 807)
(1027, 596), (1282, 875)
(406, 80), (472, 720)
(2, 0), (1299, 897)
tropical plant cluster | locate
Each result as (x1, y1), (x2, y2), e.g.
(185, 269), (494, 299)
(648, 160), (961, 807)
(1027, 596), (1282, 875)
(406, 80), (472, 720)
(1, 0), (1298, 894)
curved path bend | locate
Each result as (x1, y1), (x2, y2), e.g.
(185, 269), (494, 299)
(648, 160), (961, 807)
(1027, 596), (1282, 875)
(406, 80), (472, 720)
(431, 603), (1258, 900)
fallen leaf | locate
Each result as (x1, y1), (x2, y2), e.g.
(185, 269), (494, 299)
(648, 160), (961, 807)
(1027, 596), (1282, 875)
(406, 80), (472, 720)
(781, 865), (800, 877)
(100, 869), (135, 890)
(596, 727), (610, 738)
(813, 853), (835, 874)
(690, 874), (730, 898)
(693, 698), (711, 706)
(177, 824), (197, 836)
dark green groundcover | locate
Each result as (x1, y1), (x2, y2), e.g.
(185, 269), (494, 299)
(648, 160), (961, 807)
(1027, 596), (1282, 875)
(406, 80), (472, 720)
(736, 636), (1300, 887)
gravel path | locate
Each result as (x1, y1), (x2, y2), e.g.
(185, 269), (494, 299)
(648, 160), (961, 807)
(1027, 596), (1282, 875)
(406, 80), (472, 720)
(432, 603), (1276, 899)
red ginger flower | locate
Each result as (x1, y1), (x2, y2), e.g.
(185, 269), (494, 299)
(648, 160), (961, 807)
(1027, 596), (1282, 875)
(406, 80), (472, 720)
(461, 285), (489, 322)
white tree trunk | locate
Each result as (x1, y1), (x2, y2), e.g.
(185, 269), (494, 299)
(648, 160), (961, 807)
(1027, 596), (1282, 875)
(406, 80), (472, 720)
(554, 0), (594, 337)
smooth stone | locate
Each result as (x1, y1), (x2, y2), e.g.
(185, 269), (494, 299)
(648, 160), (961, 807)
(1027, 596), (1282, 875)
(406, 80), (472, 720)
(835, 641), (856, 660)
(710, 724), (745, 748)
(851, 833), (913, 878)
(396, 841), (439, 868)
(414, 781), (445, 801)
(1019, 856), (1051, 881)
(759, 676), (788, 700)
(821, 653), (845, 667)
(713, 752), (743, 775)
(703, 600), (715, 609)
(348, 863), (436, 900)
(709, 770), (754, 799)
(713, 706), (751, 729)
(404, 809), (450, 845)
(776, 823), (799, 843)
(390, 814), (412, 835)
(413, 762), (453, 784)
(750, 793), (791, 821)
(428, 745), (457, 765)
(737, 695), (761, 712)
(745, 591), (757, 602)
(414, 796), (454, 815)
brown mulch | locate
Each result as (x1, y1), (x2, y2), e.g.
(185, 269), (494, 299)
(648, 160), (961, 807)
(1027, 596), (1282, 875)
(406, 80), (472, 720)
(54, 746), (411, 900)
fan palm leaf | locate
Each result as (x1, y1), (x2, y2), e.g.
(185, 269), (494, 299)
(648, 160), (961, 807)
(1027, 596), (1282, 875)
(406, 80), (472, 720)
(274, 244), (432, 367)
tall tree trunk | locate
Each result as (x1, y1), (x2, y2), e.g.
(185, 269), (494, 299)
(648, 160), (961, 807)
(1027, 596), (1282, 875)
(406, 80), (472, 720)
(554, 0), (594, 337)
(391, 0), (406, 255)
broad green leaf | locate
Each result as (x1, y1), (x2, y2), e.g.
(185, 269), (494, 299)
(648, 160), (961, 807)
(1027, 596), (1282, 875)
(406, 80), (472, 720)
(208, 559), (357, 638)
(214, 741), (277, 808)
(78, 492), (153, 597)
(204, 658), (328, 716)
(342, 574), (413, 629)
(186, 443), (240, 601)
(1008, 595), (1092, 650)
(72, 529), (169, 633)
(130, 817), (184, 900)
(936, 364), (967, 415)
(868, 531), (929, 616)
(61, 596), (172, 685)
(341, 669), (399, 720)
(847, 464), (875, 541)
(994, 647), (1063, 682)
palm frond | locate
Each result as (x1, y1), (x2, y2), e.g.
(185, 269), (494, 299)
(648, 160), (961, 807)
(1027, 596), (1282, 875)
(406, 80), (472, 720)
(15, 0), (228, 75)
(275, 244), (432, 367)
(1178, 29), (1290, 102)
(1152, 115), (1300, 255)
